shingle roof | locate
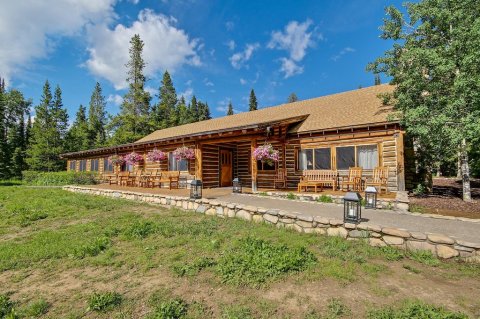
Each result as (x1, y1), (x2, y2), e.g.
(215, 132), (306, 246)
(136, 84), (395, 144)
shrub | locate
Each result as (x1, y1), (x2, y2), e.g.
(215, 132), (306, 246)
(22, 298), (49, 317)
(367, 300), (468, 319)
(413, 184), (426, 196)
(73, 236), (111, 259)
(172, 257), (216, 277)
(124, 221), (157, 239)
(217, 237), (317, 286)
(151, 298), (188, 319)
(326, 298), (351, 318)
(320, 236), (372, 264)
(0, 294), (14, 318)
(286, 192), (297, 200)
(317, 195), (333, 203)
(408, 250), (440, 267)
(87, 291), (122, 312)
(9, 207), (48, 227)
(22, 171), (98, 186)
(378, 246), (405, 261)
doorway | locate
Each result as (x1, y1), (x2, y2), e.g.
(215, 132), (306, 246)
(220, 149), (233, 187)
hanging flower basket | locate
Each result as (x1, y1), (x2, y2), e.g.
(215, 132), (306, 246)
(173, 146), (195, 161)
(146, 149), (167, 162)
(124, 152), (144, 165)
(108, 154), (125, 166)
(253, 143), (279, 166)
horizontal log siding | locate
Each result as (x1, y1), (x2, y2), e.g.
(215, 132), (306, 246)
(256, 140), (284, 188)
(202, 144), (220, 188)
(236, 141), (252, 187)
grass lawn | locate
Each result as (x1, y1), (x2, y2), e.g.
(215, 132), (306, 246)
(0, 186), (479, 318)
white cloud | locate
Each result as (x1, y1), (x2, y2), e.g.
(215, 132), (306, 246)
(0, 0), (116, 85)
(229, 43), (260, 69)
(203, 78), (214, 86)
(331, 47), (356, 61)
(279, 58), (304, 78)
(267, 19), (318, 78)
(225, 40), (235, 50)
(107, 94), (123, 106)
(239, 78), (247, 85)
(225, 21), (234, 31)
(179, 87), (193, 101)
(145, 85), (157, 96)
(86, 9), (201, 90)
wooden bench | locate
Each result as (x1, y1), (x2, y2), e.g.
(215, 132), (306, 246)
(297, 170), (338, 193)
(273, 168), (287, 189)
(155, 171), (180, 189)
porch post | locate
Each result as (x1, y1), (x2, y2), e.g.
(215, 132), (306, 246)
(251, 139), (257, 192)
(195, 143), (203, 181)
(395, 131), (405, 191)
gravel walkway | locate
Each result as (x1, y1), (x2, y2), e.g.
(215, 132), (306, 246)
(217, 194), (480, 244)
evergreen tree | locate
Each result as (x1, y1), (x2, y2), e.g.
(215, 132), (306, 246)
(198, 101), (211, 121)
(153, 71), (177, 128)
(374, 74), (381, 85)
(88, 82), (107, 147)
(51, 85), (69, 169)
(287, 92), (298, 103)
(176, 96), (190, 125)
(226, 101), (234, 116)
(109, 34), (151, 144)
(249, 89), (258, 111)
(188, 95), (199, 122)
(0, 78), (8, 179)
(67, 105), (90, 152)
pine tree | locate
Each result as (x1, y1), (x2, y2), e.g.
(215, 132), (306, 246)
(67, 105), (90, 152)
(287, 92), (298, 103)
(374, 74), (381, 85)
(249, 89), (258, 111)
(153, 71), (177, 128)
(50, 85), (68, 170)
(110, 34), (152, 144)
(0, 78), (8, 179)
(88, 82), (107, 147)
(198, 101), (211, 121)
(227, 101), (234, 116)
(176, 96), (190, 125)
(188, 95), (199, 122)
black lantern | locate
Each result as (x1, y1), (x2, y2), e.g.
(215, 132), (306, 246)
(190, 179), (203, 199)
(343, 192), (362, 223)
(232, 178), (242, 193)
(364, 186), (377, 209)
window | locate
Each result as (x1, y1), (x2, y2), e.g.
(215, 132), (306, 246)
(357, 145), (378, 169)
(91, 159), (99, 171)
(104, 158), (114, 172)
(168, 152), (188, 171)
(121, 163), (134, 172)
(336, 146), (355, 170)
(69, 160), (76, 171)
(298, 148), (330, 170)
(257, 160), (276, 171)
(79, 160), (87, 171)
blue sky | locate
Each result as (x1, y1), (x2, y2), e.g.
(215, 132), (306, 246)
(1, 0), (404, 120)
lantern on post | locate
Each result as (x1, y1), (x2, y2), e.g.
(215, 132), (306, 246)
(232, 178), (242, 193)
(343, 192), (362, 223)
(364, 186), (377, 209)
(190, 180), (203, 199)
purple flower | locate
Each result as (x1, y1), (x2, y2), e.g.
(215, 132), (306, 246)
(108, 155), (125, 166)
(147, 149), (167, 162)
(173, 146), (195, 161)
(124, 152), (144, 165)
(253, 143), (280, 165)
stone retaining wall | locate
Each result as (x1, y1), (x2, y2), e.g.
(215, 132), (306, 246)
(63, 186), (480, 262)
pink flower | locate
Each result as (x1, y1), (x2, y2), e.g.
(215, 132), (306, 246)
(108, 155), (125, 166)
(147, 149), (167, 162)
(124, 152), (144, 165)
(173, 146), (195, 161)
(253, 143), (280, 165)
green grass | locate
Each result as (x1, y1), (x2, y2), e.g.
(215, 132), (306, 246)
(286, 192), (297, 200)
(0, 186), (478, 318)
(367, 300), (468, 319)
(317, 195), (334, 203)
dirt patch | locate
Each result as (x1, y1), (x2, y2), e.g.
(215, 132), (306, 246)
(410, 178), (480, 218)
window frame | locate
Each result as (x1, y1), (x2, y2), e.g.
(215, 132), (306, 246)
(90, 159), (99, 172)
(103, 158), (114, 173)
(79, 159), (87, 172)
(297, 147), (331, 170)
(69, 160), (76, 171)
(168, 152), (189, 172)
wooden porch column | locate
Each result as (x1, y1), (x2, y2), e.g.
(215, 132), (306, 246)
(251, 139), (257, 192)
(195, 143), (203, 180)
(396, 131), (405, 191)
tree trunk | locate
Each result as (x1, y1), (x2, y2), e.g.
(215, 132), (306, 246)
(457, 151), (462, 179)
(460, 139), (472, 202)
(423, 165), (433, 194)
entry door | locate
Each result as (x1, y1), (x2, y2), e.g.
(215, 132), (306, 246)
(220, 150), (233, 187)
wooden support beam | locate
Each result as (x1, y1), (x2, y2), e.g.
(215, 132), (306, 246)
(251, 139), (257, 192)
(195, 142), (203, 181)
(396, 131), (405, 191)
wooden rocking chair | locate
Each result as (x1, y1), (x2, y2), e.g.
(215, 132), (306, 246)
(341, 167), (363, 191)
(273, 168), (287, 189)
(365, 166), (389, 194)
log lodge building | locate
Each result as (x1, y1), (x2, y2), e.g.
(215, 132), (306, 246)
(62, 85), (413, 192)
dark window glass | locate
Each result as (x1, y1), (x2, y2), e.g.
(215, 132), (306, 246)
(168, 153), (188, 171)
(79, 160), (87, 171)
(314, 148), (331, 169)
(298, 149), (313, 170)
(257, 160), (276, 170)
(336, 146), (355, 170)
(69, 161), (76, 170)
(104, 158), (113, 172)
(91, 159), (99, 171)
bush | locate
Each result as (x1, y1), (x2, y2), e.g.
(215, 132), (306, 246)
(87, 291), (122, 312)
(124, 221), (157, 239)
(286, 192), (297, 200)
(217, 237), (317, 286)
(367, 300), (468, 319)
(151, 298), (188, 319)
(73, 236), (111, 259)
(9, 207), (48, 227)
(317, 195), (333, 203)
(22, 171), (98, 186)
(172, 257), (216, 277)
(413, 184), (426, 196)
(0, 294), (14, 318)
(22, 298), (49, 317)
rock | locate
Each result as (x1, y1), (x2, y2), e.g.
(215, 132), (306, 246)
(303, 228), (315, 234)
(258, 208), (268, 214)
(406, 240), (436, 254)
(252, 215), (263, 223)
(209, 200), (220, 206)
(279, 218), (294, 224)
(263, 214), (279, 224)
(292, 224), (304, 232)
(227, 203), (236, 209)
(314, 217), (330, 225)
(284, 212), (298, 219)
(296, 220), (313, 228)
(455, 240), (480, 249)
(369, 238), (386, 247)
(327, 227), (348, 238)
(464, 255), (480, 263)
(314, 228), (327, 235)
(205, 208), (216, 216)
(196, 205), (206, 214)
(436, 245), (459, 259)
(362, 224), (381, 232)
(236, 210), (252, 221)
(227, 208), (236, 218)
(454, 245), (474, 252)
(329, 219), (343, 226)
(410, 232), (427, 240)
(193, 203), (199, 210)
(244, 205), (258, 213)
(383, 236), (404, 246)
(344, 223), (356, 229)
(182, 201), (189, 209)
(371, 232), (382, 238)
(396, 202), (409, 211)
(266, 209), (279, 216)
(297, 215), (314, 222)
(216, 207), (224, 216)
(382, 228), (410, 238)
(428, 234), (455, 245)
(349, 230), (368, 238)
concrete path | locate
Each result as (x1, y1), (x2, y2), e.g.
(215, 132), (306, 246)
(216, 194), (480, 244)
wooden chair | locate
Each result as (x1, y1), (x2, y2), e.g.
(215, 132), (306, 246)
(365, 166), (389, 194)
(139, 171), (152, 188)
(118, 171), (130, 186)
(273, 168), (287, 189)
(105, 173), (118, 185)
(341, 167), (363, 191)
(131, 170), (143, 187)
(156, 171), (180, 189)
(297, 170), (338, 193)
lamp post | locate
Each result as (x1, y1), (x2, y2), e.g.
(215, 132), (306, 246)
(364, 186), (377, 209)
(190, 180), (203, 199)
(343, 192), (362, 223)
(232, 178), (242, 193)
